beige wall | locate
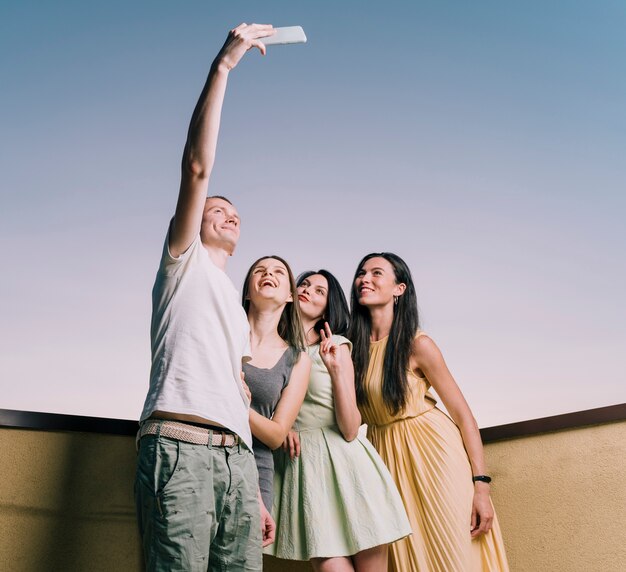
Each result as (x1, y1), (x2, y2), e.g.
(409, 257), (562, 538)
(0, 430), (142, 572)
(485, 420), (626, 572)
(1, 421), (624, 571)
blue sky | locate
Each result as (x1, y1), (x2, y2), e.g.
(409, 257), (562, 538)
(1, 1), (625, 425)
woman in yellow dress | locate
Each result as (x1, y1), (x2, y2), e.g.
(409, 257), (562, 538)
(348, 252), (509, 572)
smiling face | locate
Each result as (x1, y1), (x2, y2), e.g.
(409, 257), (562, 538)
(354, 256), (406, 308)
(297, 274), (329, 322)
(247, 257), (293, 308)
(200, 197), (240, 255)
(242, 255), (305, 349)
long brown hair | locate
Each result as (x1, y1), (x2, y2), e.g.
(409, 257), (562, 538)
(348, 252), (420, 415)
(242, 255), (306, 352)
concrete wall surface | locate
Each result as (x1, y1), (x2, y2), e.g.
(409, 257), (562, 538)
(485, 420), (626, 572)
(1, 421), (625, 571)
(0, 430), (141, 572)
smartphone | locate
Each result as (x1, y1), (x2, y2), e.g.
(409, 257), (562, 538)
(261, 26), (307, 46)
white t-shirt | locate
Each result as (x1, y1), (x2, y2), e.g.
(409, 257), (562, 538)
(140, 231), (253, 448)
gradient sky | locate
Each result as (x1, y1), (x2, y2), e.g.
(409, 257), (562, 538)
(1, 1), (625, 426)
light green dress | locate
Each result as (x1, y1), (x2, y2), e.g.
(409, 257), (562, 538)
(267, 335), (411, 560)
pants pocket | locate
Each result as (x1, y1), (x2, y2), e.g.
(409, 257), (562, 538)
(154, 437), (181, 494)
(135, 436), (181, 499)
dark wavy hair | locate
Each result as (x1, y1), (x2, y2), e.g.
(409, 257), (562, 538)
(242, 255), (306, 352)
(348, 252), (420, 415)
(296, 269), (350, 340)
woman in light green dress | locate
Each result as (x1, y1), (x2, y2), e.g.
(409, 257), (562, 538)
(267, 270), (411, 571)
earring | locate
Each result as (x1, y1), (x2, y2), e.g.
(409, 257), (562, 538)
(393, 296), (399, 306)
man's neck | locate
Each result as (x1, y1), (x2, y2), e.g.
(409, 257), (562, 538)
(202, 242), (231, 270)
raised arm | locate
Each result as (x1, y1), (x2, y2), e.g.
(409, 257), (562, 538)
(319, 324), (361, 441)
(169, 23), (274, 257)
(411, 334), (494, 538)
(249, 353), (311, 450)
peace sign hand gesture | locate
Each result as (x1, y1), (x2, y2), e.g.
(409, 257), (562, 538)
(319, 322), (342, 372)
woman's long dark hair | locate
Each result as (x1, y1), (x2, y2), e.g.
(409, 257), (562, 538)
(296, 269), (349, 340)
(348, 252), (419, 415)
(242, 255), (306, 352)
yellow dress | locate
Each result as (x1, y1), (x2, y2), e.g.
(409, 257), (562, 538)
(359, 334), (509, 572)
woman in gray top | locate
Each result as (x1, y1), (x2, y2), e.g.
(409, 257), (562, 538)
(241, 255), (311, 511)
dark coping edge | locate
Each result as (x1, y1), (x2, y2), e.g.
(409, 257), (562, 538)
(0, 409), (138, 436)
(1, 404), (625, 441)
(480, 403), (626, 443)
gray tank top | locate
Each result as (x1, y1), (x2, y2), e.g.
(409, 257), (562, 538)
(243, 346), (298, 511)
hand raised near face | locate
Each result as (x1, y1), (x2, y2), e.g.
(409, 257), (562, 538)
(216, 23), (276, 70)
(319, 322), (342, 372)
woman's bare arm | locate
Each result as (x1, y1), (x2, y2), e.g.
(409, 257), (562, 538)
(249, 352), (311, 450)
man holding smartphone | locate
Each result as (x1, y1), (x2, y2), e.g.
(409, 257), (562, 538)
(135, 23), (276, 571)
